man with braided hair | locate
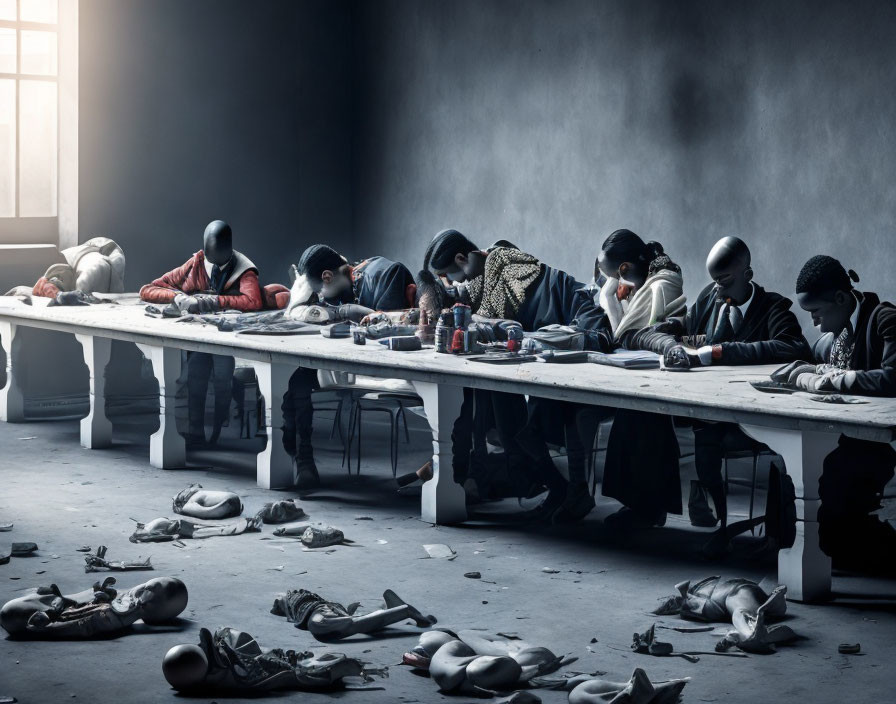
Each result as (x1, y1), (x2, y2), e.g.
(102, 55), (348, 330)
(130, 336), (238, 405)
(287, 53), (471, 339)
(777, 254), (896, 569)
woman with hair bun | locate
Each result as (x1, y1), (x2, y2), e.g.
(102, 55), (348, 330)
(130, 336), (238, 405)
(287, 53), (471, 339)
(592, 229), (688, 533)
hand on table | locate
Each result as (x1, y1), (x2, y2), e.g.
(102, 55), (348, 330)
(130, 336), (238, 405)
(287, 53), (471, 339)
(664, 345), (701, 369)
(174, 293), (218, 314)
(770, 360), (816, 384)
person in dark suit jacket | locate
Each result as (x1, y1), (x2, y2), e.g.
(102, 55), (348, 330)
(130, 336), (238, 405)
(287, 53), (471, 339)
(636, 237), (811, 539)
(780, 255), (896, 569)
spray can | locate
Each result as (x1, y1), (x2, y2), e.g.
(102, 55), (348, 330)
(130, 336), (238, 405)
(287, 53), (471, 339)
(453, 303), (471, 329)
(435, 315), (450, 353)
(506, 326), (523, 354)
(450, 327), (466, 354)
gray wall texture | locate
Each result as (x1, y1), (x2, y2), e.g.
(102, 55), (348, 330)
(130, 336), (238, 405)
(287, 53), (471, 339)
(79, 0), (353, 289)
(351, 0), (896, 339)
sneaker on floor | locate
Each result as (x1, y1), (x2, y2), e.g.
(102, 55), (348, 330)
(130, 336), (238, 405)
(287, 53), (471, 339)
(551, 482), (596, 525)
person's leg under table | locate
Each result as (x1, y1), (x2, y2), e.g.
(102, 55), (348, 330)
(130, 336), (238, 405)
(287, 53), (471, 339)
(75, 334), (113, 449)
(412, 380), (467, 525)
(209, 355), (236, 444)
(739, 424), (839, 602)
(249, 359), (297, 489)
(0, 321), (24, 422)
(136, 343), (186, 468)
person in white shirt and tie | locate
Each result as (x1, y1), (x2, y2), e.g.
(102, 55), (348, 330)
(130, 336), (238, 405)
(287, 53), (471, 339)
(640, 237), (810, 551)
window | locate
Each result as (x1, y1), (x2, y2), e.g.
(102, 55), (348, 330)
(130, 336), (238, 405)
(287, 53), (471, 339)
(0, 0), (59, 240)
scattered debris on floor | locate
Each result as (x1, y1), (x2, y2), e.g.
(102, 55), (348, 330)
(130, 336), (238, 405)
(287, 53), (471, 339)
(422, 544), (456, 560)
(839, 643), (861, 654)
(84, 546), (153, 573)
(255, 499), (306, 524)
(0, 524), (12, 532)
(542, 567), (560, 574)
(464, 571), (482, 579)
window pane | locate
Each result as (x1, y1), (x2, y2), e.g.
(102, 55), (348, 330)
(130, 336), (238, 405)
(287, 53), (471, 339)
(19, 80), (56, 216)
(0, 79), (14, 216)
(20, 0), (57, 24)
(21, 30), (57, 75)
(0, 28), (15, 74)
(0, 0), (15, 21)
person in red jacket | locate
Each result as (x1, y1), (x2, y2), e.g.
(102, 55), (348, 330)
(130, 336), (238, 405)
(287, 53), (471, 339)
(139, 220), (282, 445)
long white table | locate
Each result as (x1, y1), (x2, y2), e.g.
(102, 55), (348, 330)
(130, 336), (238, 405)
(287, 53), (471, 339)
(2, 296), (895, 602)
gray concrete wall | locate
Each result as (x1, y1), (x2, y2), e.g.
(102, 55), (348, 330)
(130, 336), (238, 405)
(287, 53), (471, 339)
(351, 0), (896, 339)
(79, 0), (353, 289)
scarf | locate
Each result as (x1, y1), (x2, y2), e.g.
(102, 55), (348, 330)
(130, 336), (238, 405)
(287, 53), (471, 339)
(828, 326), (856, 370)
(466, 247), (543, 319)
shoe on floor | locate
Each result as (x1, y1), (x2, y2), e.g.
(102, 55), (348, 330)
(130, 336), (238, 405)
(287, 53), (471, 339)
(293, 456), (320, 489)
(552, 482), (596, 525)
(604, 506), (666, 534)
(688, 480), (718, 528)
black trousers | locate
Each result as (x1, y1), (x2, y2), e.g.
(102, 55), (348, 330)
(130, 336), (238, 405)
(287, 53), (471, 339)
(186, 352), (235, 434)
(519, 399), (591, 489)
(601, 409), (682, 518)
(452, 390), (530, 491)
(818, 436), (896, 565)
(280, 367), (319, 457)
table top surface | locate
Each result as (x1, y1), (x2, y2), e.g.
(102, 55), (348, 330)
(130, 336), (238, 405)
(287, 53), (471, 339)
(2, 295), (894, 441)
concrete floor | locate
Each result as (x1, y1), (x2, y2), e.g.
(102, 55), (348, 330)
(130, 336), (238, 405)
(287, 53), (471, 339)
(1, 407), (895, 704)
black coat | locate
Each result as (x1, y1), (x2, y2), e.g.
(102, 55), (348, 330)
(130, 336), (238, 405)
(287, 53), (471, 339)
(514, 265), (612, 348)
(631, 282), (810, 363)
(811, 291), (896, 397)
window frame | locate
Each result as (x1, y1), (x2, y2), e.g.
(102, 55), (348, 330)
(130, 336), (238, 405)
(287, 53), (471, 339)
(0, 0), (60, 243)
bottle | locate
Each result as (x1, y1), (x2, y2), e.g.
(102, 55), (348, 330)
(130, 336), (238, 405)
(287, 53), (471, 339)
(435, 316), (449, 353)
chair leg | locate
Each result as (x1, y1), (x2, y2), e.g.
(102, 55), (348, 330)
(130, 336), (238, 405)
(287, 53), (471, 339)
(389, 410), (400, 479)
(343, 399), (358, 471)
(724, 457), (729, 496)
(355, 404), (362, 476)
(400, 404), (411, 443)
(749, 452), (759, 535)
(330, 397), (342, 440)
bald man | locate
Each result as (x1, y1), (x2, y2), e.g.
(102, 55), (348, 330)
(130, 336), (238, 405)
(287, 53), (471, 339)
(644, 237), (810, 538)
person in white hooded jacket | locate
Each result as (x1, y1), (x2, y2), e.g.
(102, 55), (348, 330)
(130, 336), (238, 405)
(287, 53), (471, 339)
(5, 237), (126, 304)
(592, 230), (688, 533)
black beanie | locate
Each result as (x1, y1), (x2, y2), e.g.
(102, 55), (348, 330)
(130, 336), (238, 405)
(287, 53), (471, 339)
(297, 245), (347, 280)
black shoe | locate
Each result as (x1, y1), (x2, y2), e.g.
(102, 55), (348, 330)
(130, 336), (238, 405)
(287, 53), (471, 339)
(604, 507), (666, 534)
(688, 480), (718, 527)
(522, 485), (567, 522)
(552, 482), (596, 524)
(294, 456), (320, 489)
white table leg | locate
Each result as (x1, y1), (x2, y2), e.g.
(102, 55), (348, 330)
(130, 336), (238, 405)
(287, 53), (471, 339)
(740, 424), (839, 602)
(75, 334), (113, 448)
(137, 343), (185, 469)
(412, 380), (467, 525)
(0, 321), (24, 422)
(249, 360), (295, 489)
